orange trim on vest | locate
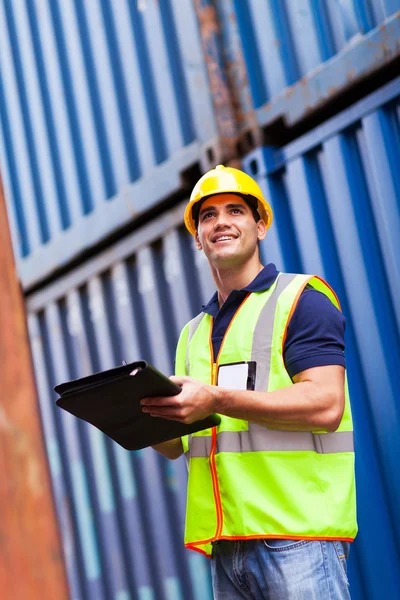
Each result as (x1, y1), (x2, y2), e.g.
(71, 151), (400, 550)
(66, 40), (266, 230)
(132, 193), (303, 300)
(186, 536), (216, 546)
(216, 534), (354, 543)
(209, 427), (223, 538)
(209, 322), (216, 384)
(205, 294), (252, 544)
(208, 319), (224, 539)
(213, 292), (252, 366)
(185, 544), (212, 558)
(281, 276), (313, 356)
(186, 534), (355, 558)
(186, 533), (355, 547)
(314, 275), (342, 310)
(282, 275), (343, 356)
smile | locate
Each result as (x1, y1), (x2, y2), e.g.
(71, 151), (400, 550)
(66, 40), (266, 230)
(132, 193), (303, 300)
(213, 235), (237, 243)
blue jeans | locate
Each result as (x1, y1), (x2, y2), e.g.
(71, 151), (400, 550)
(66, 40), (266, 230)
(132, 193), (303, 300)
(211, 539), (350, 599)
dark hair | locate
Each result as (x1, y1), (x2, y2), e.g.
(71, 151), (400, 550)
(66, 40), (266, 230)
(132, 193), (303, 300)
(193, 194), (260, 231)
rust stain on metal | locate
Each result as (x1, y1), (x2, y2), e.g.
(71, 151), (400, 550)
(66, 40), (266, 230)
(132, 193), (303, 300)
(284, 85), (296, 98)
(347, 68), (357, 81)
(194, 0), (262, 163)
(193, 0), (261, 164)
(194, 0), (237, 163)
(258, 11), (400, 134)
(222, 5), (259, 138)
(0, 174), (69, 599)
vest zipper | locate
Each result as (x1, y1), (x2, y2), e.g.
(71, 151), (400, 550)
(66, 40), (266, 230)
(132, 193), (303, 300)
(212, 362), (218, 386)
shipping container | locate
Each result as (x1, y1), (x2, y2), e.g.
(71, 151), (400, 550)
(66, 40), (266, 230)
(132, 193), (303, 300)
(0, 0), (219, 290)
(25, 77), (400, 599)
(27, 202), (215, 600)
(242, 76), (400, 599)
(0, 176), (69, 599)
(1, 0), (399, 292)
(213, 0), (400, 139)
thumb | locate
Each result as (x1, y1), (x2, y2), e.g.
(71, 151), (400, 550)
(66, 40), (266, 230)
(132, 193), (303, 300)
(169, 375), (189, 386)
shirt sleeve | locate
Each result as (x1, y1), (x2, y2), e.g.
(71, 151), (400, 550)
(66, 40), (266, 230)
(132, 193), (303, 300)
(283, 287), (346, 379)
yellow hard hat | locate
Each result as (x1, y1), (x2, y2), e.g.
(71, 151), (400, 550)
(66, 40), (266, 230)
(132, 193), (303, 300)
(184, 164), (273, 236)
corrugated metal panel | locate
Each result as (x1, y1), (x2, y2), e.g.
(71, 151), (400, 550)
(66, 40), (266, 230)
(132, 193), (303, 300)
(242, 77), (400, 600)
(0, 0), (217, 290)
(2, 0), (399, 291)
(0, 174), (69, 599)
(215, 1), (400, 134)
(26, 78), (400, 599)
(26, 203), (215, 600)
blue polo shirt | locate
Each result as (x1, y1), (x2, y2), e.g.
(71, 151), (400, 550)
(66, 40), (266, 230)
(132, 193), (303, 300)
(202, 264), (346, 379)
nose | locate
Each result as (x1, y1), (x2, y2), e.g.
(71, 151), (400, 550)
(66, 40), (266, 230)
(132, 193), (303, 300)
(214, 210), (231, 230)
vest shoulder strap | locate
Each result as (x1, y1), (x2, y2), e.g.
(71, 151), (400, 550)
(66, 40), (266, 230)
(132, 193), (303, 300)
(175, 312), (208, 376)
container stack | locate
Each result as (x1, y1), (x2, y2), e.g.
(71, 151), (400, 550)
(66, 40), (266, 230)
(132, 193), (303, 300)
(0, 1), (399, 598)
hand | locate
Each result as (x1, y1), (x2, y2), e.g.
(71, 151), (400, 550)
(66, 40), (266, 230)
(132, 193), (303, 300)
(140, 376), (217, 424)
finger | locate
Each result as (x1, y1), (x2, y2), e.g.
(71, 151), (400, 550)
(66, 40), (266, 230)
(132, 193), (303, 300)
(142, 404), (181, 415)
(169, 376), (188, 386)
(141, 396), (176, 407)
(146, 410), (184, 421)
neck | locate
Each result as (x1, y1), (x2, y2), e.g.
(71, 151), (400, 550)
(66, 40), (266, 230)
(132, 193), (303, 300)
(211, 258), (264, 307)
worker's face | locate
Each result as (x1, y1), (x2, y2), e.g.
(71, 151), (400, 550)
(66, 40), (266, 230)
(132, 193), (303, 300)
(195, 194), (266, 267)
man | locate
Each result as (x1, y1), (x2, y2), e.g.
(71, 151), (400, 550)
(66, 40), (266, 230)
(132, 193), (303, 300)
(141, 165), (357, 599)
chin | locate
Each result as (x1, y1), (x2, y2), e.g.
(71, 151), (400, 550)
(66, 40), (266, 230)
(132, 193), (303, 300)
(212, 252), (246, 267)
(210, 246), (237, 259)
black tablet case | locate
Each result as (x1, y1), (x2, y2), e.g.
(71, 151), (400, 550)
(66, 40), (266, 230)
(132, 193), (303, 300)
(55, 361), (220, 450)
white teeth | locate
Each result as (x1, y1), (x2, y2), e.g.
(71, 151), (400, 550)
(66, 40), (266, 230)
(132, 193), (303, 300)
(215, 236), (233, 242)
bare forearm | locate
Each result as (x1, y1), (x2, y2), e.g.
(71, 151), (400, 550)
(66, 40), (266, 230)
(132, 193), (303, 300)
(142, 366), (345, 433)
(214, 381), (342, 432)
(151, 438), (183, 460)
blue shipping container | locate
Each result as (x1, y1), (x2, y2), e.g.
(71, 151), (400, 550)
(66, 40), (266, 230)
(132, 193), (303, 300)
(1, 1), (399, 291)
(215, 0), (400, 132)
(243, 76), (400, 599)
(0, 0), (218, 289)
(27, 203), (215, 600)
(26, 78), (400, 599)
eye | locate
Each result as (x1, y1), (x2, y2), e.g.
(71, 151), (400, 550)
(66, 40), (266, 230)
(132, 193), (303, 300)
(231, 207), (243, 214)
(201, 211), (215, 220)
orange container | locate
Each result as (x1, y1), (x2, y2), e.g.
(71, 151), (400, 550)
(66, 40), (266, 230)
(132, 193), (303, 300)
(0, 175), (68, 599)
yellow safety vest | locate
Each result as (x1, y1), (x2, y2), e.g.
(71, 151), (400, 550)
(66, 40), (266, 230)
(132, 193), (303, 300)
(175, 273), (357, 558)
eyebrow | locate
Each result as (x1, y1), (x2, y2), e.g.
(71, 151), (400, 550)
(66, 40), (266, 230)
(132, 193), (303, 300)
(199, 203), (247, 217)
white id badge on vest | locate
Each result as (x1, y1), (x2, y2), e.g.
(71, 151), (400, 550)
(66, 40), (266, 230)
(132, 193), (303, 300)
(217, 361), (256, 391)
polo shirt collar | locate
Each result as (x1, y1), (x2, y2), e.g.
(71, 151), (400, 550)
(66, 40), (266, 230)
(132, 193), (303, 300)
(202, 263), (280, 316)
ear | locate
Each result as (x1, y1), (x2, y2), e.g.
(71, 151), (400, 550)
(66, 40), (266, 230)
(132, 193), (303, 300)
(257, 219), (267, 241)
(195, 232), (203, 250)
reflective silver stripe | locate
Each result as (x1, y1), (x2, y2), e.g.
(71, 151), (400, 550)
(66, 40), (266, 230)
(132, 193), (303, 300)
(315, 431), (354, 454)
(185, 434), (194, 467)
(187, 433), (193, 452)
(190, 435), (213, 458)
(251, 273), (298, 393)
(189, 430), (353, 457)
(186, 313), (206, 374)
